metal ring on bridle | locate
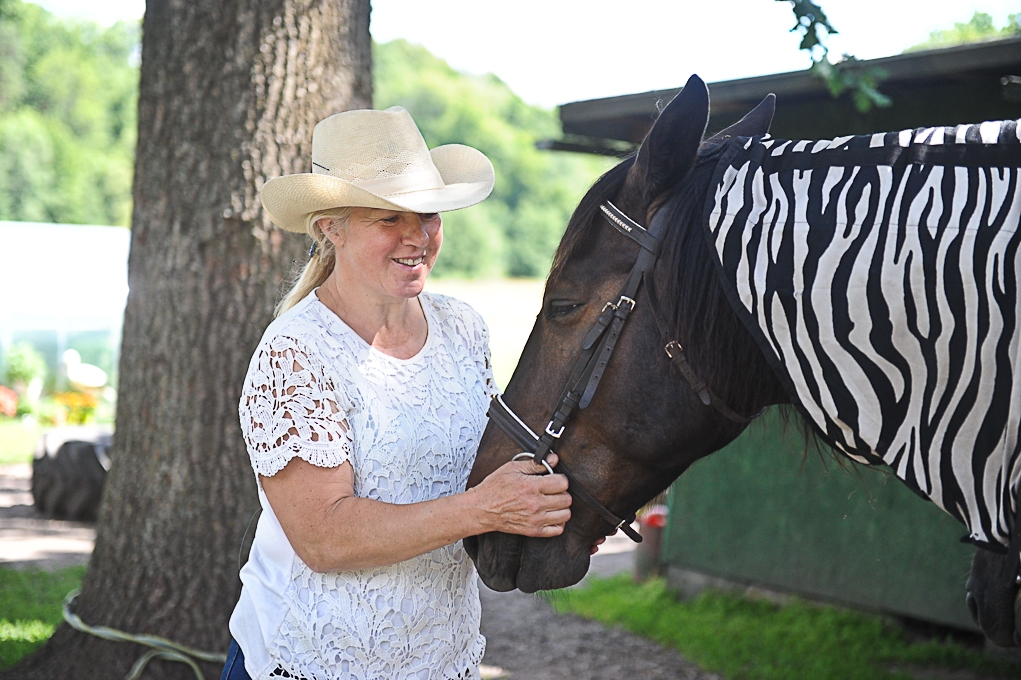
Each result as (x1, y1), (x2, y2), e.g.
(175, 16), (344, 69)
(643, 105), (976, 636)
(512, 452), (555, 476)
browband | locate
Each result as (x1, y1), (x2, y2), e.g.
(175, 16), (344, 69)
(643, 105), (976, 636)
(600, 202), (662, 255)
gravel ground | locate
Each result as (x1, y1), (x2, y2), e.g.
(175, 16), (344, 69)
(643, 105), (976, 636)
(478, 583), (718, 680)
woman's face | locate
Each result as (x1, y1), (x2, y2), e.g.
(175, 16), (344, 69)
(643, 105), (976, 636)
(327, 208), (443, 301)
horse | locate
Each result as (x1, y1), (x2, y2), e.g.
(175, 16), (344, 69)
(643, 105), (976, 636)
(463, 74), (1021, 647)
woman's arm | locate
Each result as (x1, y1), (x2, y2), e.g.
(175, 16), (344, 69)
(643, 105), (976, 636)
(260, 454), (571, 573)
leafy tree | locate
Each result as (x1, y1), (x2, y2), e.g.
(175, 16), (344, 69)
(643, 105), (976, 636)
(3, 341), (45, 387)
(374, 39), (612, 277)
(906, 11), (1021, 52)
(0, 0), (136, 226)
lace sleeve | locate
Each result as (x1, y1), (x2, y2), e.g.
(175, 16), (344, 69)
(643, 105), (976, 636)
(240, 334), (354, 476)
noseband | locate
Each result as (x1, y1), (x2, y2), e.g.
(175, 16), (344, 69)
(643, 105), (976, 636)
(488, 200), (762, 544)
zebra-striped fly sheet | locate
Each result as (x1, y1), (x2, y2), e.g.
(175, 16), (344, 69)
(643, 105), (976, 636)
(704, 120), (1021, 551)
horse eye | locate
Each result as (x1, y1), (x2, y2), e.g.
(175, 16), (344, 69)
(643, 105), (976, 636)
(545, 300), (583, 320)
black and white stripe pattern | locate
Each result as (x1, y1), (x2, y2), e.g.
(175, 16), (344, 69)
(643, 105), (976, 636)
(704, 119), (1021, 550)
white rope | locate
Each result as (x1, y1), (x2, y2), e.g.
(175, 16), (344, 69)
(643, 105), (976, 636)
(63, 591), (227, 680)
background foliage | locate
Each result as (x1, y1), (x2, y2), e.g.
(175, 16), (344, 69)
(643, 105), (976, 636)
(0, 0), (137, 226)
(906, 11), (1020, 51)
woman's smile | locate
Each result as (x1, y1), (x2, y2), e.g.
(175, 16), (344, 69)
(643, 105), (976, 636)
(393, 255), (426, 269)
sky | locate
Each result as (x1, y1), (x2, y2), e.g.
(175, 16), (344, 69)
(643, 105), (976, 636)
(29, 0), (1021, 107)
(0, 222), (128, 331)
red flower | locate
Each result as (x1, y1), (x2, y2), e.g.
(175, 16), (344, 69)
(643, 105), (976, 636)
(0, 386), (17, 418)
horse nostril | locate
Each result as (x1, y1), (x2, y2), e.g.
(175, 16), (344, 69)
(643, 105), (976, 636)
(966, 591), (979, 625)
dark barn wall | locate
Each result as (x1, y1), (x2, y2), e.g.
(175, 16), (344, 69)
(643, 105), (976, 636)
(662, 410), (978, 631)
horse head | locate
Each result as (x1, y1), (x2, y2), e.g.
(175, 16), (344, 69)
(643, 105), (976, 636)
(464, 75), (788, 592)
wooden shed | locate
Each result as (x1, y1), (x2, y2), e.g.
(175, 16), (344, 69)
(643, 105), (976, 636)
(545, 38), (1021, 632)
(542, 36), (1021, 154)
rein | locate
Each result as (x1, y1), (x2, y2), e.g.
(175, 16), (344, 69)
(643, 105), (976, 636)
(488, 199), (761, 544)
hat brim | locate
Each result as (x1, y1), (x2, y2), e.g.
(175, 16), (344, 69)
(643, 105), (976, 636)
(261, 144), (495, 232)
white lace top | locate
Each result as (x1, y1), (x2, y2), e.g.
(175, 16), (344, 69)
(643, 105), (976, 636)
(229, 290), (496, 680)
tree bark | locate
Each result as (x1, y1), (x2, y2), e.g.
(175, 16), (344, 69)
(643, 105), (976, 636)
(6, 1), (371, 678)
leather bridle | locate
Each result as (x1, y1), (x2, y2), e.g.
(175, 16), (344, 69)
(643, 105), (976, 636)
(487, 199), (761, 544)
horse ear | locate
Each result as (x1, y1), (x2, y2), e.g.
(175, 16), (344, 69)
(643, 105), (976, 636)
(631, 74), (709, 200)
(705, 94), (776, 143)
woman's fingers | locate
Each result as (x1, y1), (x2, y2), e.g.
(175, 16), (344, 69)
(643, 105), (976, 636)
(530, 510), (571, 538)
(537, 474), (569, 495)
(542, 491), (572, 511)
(542, 508), (571, 525)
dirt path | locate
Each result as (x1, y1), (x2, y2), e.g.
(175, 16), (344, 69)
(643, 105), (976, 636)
(0, 463), (94, 570)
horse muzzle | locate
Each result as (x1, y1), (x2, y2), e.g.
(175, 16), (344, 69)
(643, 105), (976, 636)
(466, 528), (593, 593)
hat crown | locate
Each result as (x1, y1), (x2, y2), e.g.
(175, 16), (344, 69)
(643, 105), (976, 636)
(310, 107), (444, 192)
(260, 107), (495, 232)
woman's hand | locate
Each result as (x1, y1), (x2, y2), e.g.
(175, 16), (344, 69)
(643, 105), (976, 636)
(467, 453), (572, 537)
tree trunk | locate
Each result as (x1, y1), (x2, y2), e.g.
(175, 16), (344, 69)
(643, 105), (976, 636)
(6, 1), (371, 678)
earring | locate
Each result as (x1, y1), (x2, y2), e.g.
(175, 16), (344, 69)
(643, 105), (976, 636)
(308, 241), (318, 260)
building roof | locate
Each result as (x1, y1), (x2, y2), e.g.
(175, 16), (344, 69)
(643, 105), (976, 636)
(547, 37), (1021, 155)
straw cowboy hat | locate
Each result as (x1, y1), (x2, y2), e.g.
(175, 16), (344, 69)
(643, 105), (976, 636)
(261, 107), (495, 232)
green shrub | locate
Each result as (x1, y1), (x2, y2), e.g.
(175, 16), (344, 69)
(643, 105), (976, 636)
(3, 342), (45, 387)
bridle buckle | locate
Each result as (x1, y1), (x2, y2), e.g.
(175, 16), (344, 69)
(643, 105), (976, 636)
(617, 296), (636, 312)
(545, 421), (565, 438)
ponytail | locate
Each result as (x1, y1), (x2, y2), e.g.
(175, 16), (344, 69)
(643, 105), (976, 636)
(275, 207), (352, 316)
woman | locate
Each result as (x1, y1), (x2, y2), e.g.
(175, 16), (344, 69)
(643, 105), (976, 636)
(222, 107), (573, 680)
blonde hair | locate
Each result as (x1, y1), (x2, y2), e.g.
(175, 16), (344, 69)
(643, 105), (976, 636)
(275, 207), (352, 316)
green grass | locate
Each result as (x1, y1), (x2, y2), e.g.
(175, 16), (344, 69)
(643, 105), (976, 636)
(0, 566), (85, 669)
(553, 574), (1021, 680)
(0, 420), (39, 465)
